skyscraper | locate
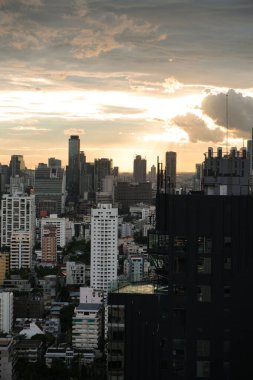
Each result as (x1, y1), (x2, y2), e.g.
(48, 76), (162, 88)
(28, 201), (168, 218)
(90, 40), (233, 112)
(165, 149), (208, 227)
(94, 158), (112, 192)
(9, 155), (26, 177)
(165, 151), (176, 192)
(34, 163), (65, 217)
(133, 155), (146, 183)
(67, 135), (80, 203)
(1, 193), (36, 248)
(90, 204), (118, 292)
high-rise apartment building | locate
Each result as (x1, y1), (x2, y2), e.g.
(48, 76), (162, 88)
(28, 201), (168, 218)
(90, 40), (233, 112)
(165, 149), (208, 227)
(41, 224), (57, 263)
(90, 204), (118, 292)
(133, 155), (146, 183)
(66, 135), (80, 203)
(10, 231), (33, 270)
(41, 214), (71, 248)
(34, 163), (65, 217)
(1, 193), (35, 248)
(165, 151), (177, 192)
(0, 292), (13, 333)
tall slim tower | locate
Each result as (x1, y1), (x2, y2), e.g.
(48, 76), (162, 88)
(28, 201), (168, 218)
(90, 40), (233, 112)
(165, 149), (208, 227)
(67, 135), (80, 203)
(133, 155), (146, 183)
(165, 151), (177, 192)
(90, 204), (118, 292)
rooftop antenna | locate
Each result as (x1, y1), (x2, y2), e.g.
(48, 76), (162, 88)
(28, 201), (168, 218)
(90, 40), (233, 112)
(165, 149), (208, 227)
(226, 92), (229, 155)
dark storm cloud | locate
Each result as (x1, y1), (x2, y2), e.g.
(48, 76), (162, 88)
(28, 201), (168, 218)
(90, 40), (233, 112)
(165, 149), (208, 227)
(173, 113), (225, 143)
(202, 89), (253, 138)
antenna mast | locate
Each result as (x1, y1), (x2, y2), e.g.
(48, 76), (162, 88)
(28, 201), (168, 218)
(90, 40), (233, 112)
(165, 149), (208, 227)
(226, 93), (229, 155)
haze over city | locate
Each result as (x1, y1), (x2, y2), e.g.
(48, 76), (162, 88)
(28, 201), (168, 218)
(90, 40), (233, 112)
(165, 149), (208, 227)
(1, 0), (253, 171)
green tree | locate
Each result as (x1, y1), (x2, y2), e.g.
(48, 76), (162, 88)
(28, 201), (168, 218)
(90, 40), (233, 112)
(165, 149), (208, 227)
(60, 304), (75, 332)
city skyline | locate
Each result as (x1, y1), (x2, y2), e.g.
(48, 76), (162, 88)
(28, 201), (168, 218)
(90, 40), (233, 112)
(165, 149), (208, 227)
(1, 0), (253, 171)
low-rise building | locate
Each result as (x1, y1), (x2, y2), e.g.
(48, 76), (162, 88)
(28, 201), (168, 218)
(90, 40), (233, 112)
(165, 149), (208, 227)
(15, 339), (43, 363)
(66, 261), (85, 285)
(45, 347), (75, 368)
(0, 338), (16, 380)
(72, 303), (102, 352)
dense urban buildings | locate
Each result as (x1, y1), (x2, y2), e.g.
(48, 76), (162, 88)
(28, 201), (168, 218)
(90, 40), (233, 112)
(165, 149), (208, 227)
(1, 131), (253, 379)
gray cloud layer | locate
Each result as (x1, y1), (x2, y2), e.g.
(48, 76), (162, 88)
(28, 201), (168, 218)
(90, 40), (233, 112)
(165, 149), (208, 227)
(0, 0), (253, 91)
(202, 89), (253, 138)
(173, 113), (225, 143)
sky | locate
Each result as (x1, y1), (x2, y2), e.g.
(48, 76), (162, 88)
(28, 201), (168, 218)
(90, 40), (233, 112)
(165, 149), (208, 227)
(1, 0), (253, 172)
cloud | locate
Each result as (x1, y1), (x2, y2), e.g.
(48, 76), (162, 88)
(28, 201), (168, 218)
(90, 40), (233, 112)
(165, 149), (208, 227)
(172, 113), (225, 143)
(201, 89), (253, 137)
(64, 128), (86, 135)
(11, 126), (50, 131)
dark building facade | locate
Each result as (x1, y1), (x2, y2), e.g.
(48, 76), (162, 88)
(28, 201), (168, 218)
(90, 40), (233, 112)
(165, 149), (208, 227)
(165, 151), (176, 192)
(108, 287), (169, 380)
(133, 155), (146, 183)
(115, 182), (153, 209)
(66, 135), (80, 203)
(94, 158), (112, 192)
(148, 193), (253, 380)
(34, 163), (65, 217)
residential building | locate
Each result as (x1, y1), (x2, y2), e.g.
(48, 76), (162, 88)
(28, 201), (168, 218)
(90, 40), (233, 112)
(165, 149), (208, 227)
(133, 155), (146, 183)
(124, 256), (144, 282)
(45, 347), (75, 368)
(0, 292), (13, 334)
(0, 338), (16, 380)
(10, 231), (33, 270)
(15, 340), (43, 363)
(72, 303), (102, 351)
(1, 193), (36, 248)
(66, 261), (85, 285)
(80, 287), (103, 304)
(41, 214), (72, 248)
(90, 204), (118, 292)
(41, 224), (57, 263)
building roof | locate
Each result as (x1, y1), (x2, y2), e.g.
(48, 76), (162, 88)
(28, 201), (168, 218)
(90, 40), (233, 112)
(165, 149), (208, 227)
(76, 303), (101, 311)
(19, 322), (44, 338)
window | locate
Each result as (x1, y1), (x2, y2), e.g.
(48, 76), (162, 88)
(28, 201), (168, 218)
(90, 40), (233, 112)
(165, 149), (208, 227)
(197, 257), (211, 274)
(224, 286), (231, 297)
(196, 361), (210, 378)
(197, 340), (210, 357)
(174, 237), (187, 253)
(224, 258), (231, 270)
(197, 286), (211, 302)
(173, 256), (187, 273)
(224, 237), (231, 249)
(197, 237), (212, 254)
